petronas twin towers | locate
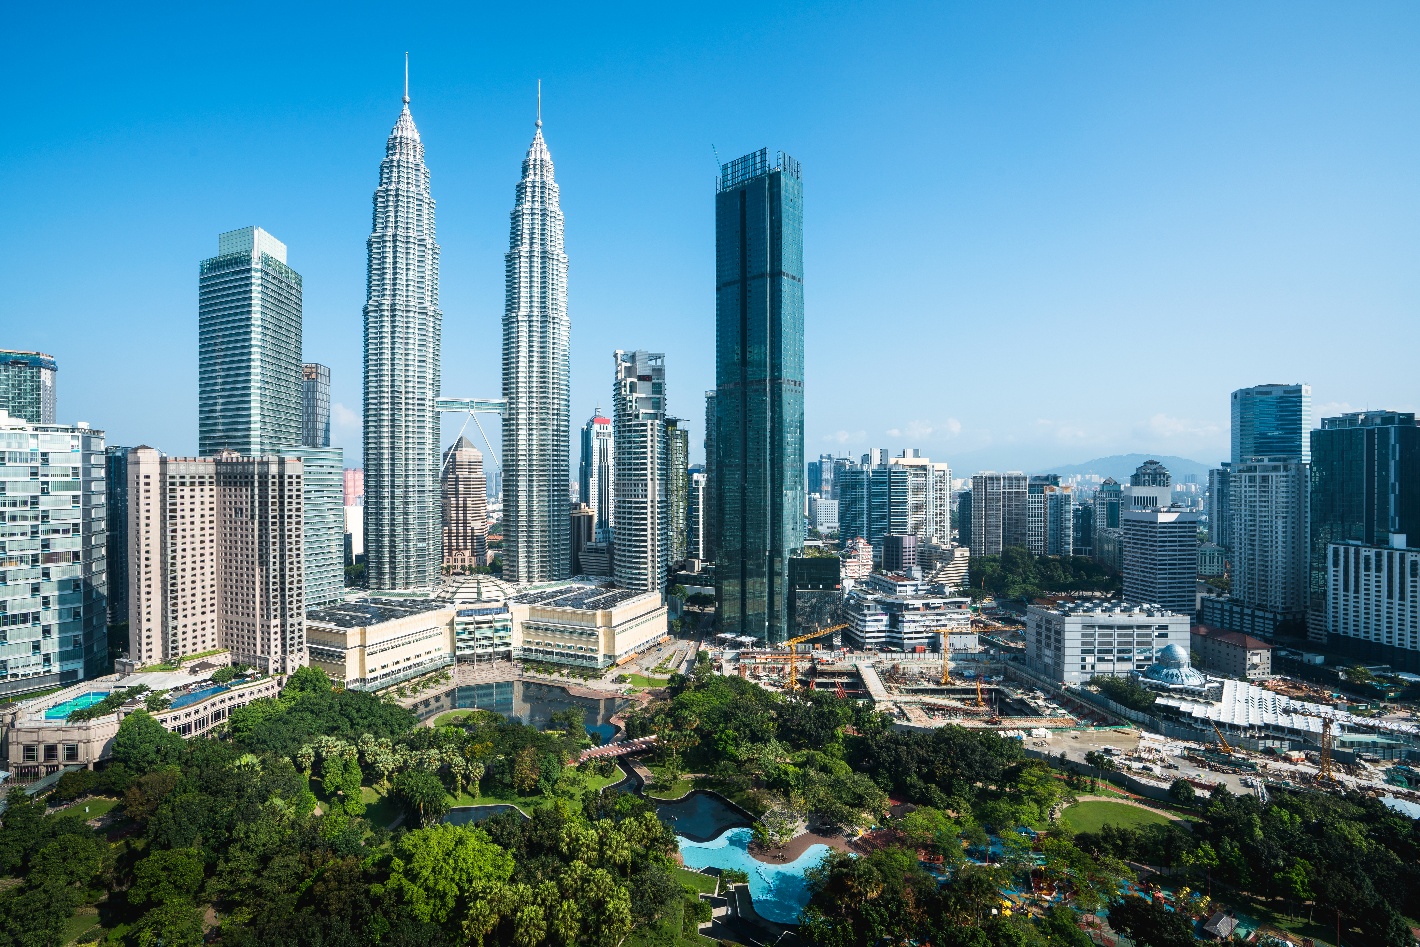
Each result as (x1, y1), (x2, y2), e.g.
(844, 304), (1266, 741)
(363, 77), (569, 591)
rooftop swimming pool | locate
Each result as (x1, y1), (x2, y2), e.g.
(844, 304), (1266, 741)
(169, 683), (232, 710)
(677, 827), (831, 926)
(44, 692), (111, 720)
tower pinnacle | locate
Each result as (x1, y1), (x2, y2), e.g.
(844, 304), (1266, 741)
(536, 78), (542, 128)
(403, 52), (410, 106)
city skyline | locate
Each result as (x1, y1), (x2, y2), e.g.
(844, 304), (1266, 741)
(7, 4), (1418, 476)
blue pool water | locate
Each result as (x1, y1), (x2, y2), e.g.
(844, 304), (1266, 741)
(169, 683), (231, 710)
(677, 827), (831, 925)
(45, 692), (111, 720)
(444, 804), (528, 826)
(655, 791), (751, 843)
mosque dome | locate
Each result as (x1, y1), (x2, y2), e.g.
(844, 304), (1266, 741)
(1142, 644), (1207, 689)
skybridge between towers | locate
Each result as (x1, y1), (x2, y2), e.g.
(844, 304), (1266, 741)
(436, 397), (507, 479)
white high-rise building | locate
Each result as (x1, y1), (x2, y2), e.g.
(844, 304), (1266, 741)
(1231, 458), (1309, 622)
(502, 107), (570, 584)
(1327, 539), (1420, 668)
(1122, 509), (1199, 618)
(612, 351), (668, 593)
(579, 410), (613, 541)
(362, 79), (442, 591)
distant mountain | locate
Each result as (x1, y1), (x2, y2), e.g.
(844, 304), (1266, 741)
(1037, 453), (1215, 484)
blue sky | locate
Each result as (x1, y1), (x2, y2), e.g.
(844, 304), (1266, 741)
(3, 2), (1417, 475)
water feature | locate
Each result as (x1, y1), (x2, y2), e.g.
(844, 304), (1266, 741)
(44, 692), (111, 720)
(412, 679), (627, 744)
(169, 683), (232, 710)
(677, 827), (831, 925)
(444, 804), (529, 826)
(654, 791), (751, 842)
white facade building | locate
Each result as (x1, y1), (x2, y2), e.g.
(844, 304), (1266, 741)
(809, 494), (838, 534)
(1231, 458), (1309, 621)
(511, 582), (667, 669)
(1122, 509), (1200, 618)
(1026, 601), (1192, 686)
(1327, 539), (1420, 669)
(611, 351), (668, 593)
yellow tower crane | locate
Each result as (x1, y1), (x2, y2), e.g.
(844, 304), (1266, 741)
(940, 631), (952, 685)
(782, 624), (848, 692)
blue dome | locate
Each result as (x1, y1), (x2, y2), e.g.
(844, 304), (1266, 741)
(1157, 644), (1189, 668)
(1143, 644), (1207, 688)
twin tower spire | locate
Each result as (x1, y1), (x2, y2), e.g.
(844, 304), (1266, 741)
(362, 59), (569, 592)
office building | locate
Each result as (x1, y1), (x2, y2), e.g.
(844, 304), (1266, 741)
(436, 575), (517, 663)
(612, 351), (668, 593)
(842, 578), (971, 651)
(306, 599), (455, 691)
(841, 537), (873, 582)
(1326, 539), (1420, 671)
(920, 541), (971, 591)
(702, 391), (718, 563)
(276, 446), (346, 610)
(363, 87), (443, 591)
(511, 582), (667, 669)
(578, 410), (613, 540)
(1026, 601), (1190, 685)
(807, 453), (836, 497)
(1027, 475), (1057, 554)
(1309, 411), (1420, 644)
(1207, 464), (1232, 552)
(712, 148), (804, 642)
(302, 363), (331, 448)
(1198, 542), (1226, 577)
(1123, 460), (1172, 512)
(127, 447), (304, 674)
(105, 446), (130, 629)
(1073, 503), (1094, 557)
(1122, 509), (1200, 618)
(502, 111), (571, 584)
(441, 437), (489, 571)
(1191, 626), (1272, 681)
(1232, 384), (1311, 465)
(0, 351), (56, 424)
(809, 494), (839, 534)
(1044, 486), (1074, 556)
(882, 534), (918, 573)
(687, 468), (708, 561)
(198, 227), (303, 456)
(1093, 477), (1122, 552)
(1229, 458), (1309, 635)
(0, 411), (107, 694)
(969, 472), (1028, 556)
(666, 418), (689, 564)
(787, 556), (841, 636)
(569, 504), (596, 575)
(836, 452), (950, 556)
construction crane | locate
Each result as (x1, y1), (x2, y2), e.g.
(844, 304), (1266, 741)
(1211, 722), (1234, 755)
(940, 631), (952, 685)
(975, 674), (986, 708)
(782, 624), (848, 692)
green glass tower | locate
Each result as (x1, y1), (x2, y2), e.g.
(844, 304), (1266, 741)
(712, 148), (804, 643)
(198, 227), (302, 457)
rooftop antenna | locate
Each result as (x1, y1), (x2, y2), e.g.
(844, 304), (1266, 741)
(403, 52), (410, 106)
(712, 144), (723, 184)
(537, 79), (542, 128)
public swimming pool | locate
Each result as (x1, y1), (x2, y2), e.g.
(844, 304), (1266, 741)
(677, 827), (831, 926)
(44, 692), (111, 720)
(655, 791), (751, 842)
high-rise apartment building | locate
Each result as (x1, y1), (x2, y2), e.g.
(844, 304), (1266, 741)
(276, 446), (345, 610)
(1326, 539), (1420, 671)
(127, 447), (304, 674)
(836, 453), (950, 557)
(687, 467), (707, 561)
(1231, 458), (1309, 631)
(1231, 384), (1311, 465)
(502, 112), (570, 585)
(302, 363), (331, 448)
(198, 227), (302, 457)
(1045, 486), (1074, 556)
(712, 148), (805, 642)
(0, 411), (107, 694)
(363, 88), (442, 591)
(441, 437), (489, 571)
(578, 410), (613, 540)
(1309, 411), (1420, 646)
(1122, 509), (1199, 617)
(0, 351), (57, 424)
(612, 351), (668, 593)
(666, 418), (689, 564)
(105, 446), (130, 629)
(1094, 478), (1122, 532)
(343, 468), (364, 507)
(969, 472), (1028, 557)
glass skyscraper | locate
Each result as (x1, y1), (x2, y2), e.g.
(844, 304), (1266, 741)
(276, 446), (345, 609)
(712, 148), (805, 643)
(198, 227), (302, 457)
(502, 113), (570, 584)
(303, 362), (331, 448)
(1231, 383), (1311, 464)
(0, 350), (57, 425)
(363, 88), (442, 591)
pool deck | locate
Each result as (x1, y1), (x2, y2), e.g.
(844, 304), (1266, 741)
(749, 829), (853, 864)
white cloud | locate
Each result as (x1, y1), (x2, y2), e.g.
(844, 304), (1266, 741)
(824, 430), (865, 444)
(332, 402), (360, 430)
(943, 418), (962, 436)
(1140, 413), (1220, 439)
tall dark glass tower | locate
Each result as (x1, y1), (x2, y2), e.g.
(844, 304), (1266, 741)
(1231, 384), (1311, 464)
(712, 149), (804, 643)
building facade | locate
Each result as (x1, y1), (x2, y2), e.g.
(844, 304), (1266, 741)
(1309, 411), (1420, 644)
(666, 417), (690, 564)
(1122, 509), (1200, 618)
(612, 351), (668, 594)
(441, 437), (489, 571)
(578, 410), (613, 540)
(105, 446), (130, 629)
(302, 363), (331, 448)
(363, 91), (443, 591)
(808, 494), (838, 534)
(1326, 539), (1420, 671)
(1231, 458), (1309, 634)
(127, 447), (304, 674)
(1026, 601), (1191, 685)
(970, 472), (1028, 556)
(1191, 626), (1272, 680)
(1231, 384), (1312, 465)
(0, 411), (107, 694)
(502, 114), (571, 584)
(276, 446), (345, 610)
(511, 583), (666, 668)
(1207, 464), (1232, 552)
(687, 468), (707, 560)
(306, 599), (455, 690)
(0, 351), (57, 425)
(198, 227), (303, 457)
(712, 149), (805, 642)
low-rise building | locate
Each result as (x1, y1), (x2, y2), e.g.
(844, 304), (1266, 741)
(511, 582), (667, 669)
(1191, 625), (1272, 680)
(436, 576), (516, 662)
(305, 599), (455, 691)
(1026, 601), (1191, 685)
(0, 667), (280, 782)
(1197, 542), (1226, 577)
(841, 580), (971, 651)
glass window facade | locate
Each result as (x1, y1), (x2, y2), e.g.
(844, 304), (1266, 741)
(1231, 384), (1311, 465)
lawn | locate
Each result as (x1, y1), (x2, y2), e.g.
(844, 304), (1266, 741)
(432, 710), (478, 727)
(675, 866), (718, 895)
(54, 797), (120, 821)
(361, 785), (403, 829)
(620, 674), (671, 689)
(644, 767), (694, 801)
(1061, 800), (1172, 833)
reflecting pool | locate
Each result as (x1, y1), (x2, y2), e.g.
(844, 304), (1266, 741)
(676, 827), (830, 926)
(412, 680), (627, 743)
(444, 804), (529, 826)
